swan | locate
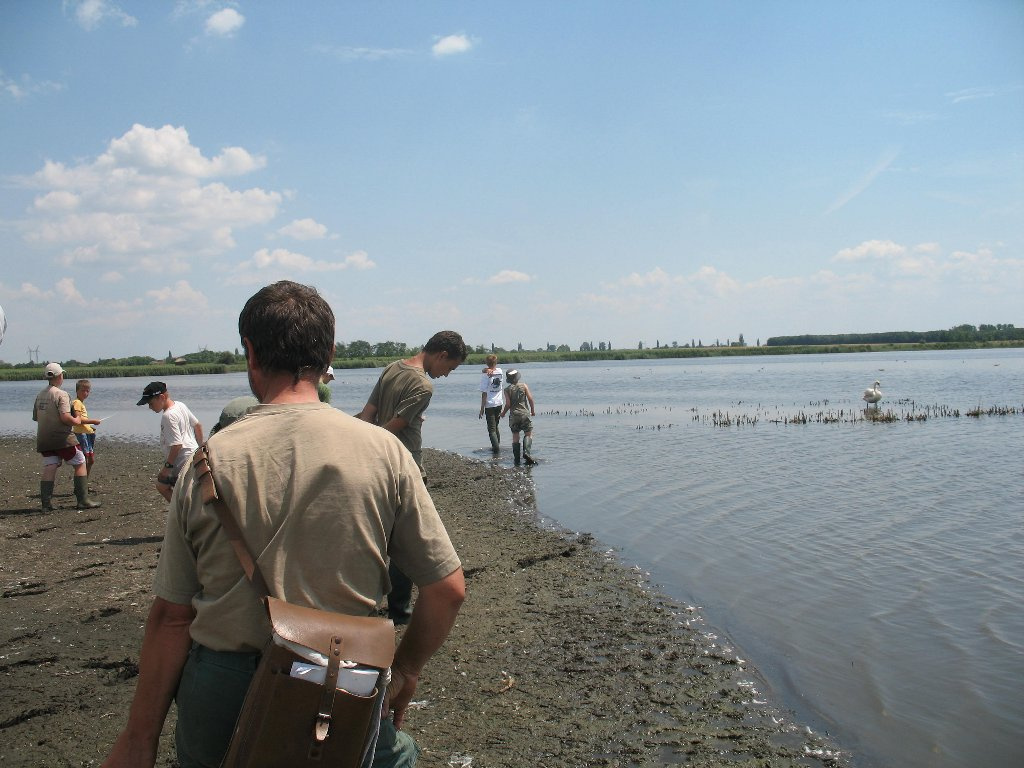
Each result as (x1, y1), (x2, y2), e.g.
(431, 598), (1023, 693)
(862, 380), (882, 407)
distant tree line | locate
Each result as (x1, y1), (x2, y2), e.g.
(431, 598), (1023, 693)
(335, 340), (412, 359)
(5, 323), (1019, 374)
(0, 348), (244, 369)
(766, 324), (1022, 347)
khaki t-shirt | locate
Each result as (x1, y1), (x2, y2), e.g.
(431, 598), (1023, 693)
(365, 360), (433, 465)
(33, 385), (77, 452)
(154, 402), (460, 652)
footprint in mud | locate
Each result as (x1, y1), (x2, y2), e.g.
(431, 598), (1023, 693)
(81, 606), (122, 623)
(82, 657), (139, 683)
(1, 580), (48, 598)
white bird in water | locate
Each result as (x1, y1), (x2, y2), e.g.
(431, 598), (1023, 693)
(862, 380), (882, 408)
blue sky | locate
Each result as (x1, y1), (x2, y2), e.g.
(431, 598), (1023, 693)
(1, 1), (1021, 362)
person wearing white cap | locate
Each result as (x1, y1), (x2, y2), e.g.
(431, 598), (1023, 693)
(31, 363), (101, 510)
(500, 369), (538, 466)
(318, 364), (335, 403)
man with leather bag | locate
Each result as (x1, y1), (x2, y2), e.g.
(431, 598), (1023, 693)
(103, 280), (465, 768)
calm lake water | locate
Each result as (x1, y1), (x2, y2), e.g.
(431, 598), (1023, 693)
(2, 348), (1021, 768)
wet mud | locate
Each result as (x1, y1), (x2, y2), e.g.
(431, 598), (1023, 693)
(1, 436), (847, 767)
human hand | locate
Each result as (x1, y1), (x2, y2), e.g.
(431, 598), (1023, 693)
(387, 665), (420, 729)
(102, 731), (158, 767)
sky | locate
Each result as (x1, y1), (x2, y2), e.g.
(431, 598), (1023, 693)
(1, 1), (1022, 363)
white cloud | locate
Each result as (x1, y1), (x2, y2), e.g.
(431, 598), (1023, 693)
(487, 270), (532, 285)
(615, 266), (739, 298)
(18, 124), (280, 270)
(946, 86), (996, 104)
(68, 0), (138, 30)
(34, 190), (80, 211)
(15, 282), (50, 300)
(229, 248), (376, 285)
(833, 240), (907, 262)
(205, 8), (245, 37)
(342, 251), (375, 270)
(825, 147), (901, 215)
(890, 253), (938, 277)
(690, 265), (741, 298)
(55, 277), (87, 306)
(146, 280), (209, 315)
(945, 248), (1024, 283)
(432, 34), (473, 57)
(881, 110), (942, 126)
(252, 248), (316, 270)
(97, 124), (264, 177)
(1, 71), (64, 101)
(313, 44), (411, 61)
(619, 267), (675, 288)
(278, 218), (328, 241)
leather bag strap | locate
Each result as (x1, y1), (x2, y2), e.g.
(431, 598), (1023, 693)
(192, 445), (272, 598)
(315, 635), (344, 741)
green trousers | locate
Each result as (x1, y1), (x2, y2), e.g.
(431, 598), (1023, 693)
(174, 644), (418, 768)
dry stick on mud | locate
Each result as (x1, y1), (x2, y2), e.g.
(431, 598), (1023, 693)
(0, 436), (846, 767)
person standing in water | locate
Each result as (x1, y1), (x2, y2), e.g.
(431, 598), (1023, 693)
(478, 354), (504, 454)
(500, 369), (537, 466)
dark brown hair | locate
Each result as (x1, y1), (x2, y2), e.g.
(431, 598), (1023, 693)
(239, 281), (334, 380)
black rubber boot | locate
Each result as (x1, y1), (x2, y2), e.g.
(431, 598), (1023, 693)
(523, 436), (536, 465)
(74, 475), (101, 509)
(512, 443), (521, 466)
(41, 480), (55, 511)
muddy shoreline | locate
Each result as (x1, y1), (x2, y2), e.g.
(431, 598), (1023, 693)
(1, 435), (847, 766)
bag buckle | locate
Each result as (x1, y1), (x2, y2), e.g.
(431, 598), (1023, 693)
(314, 712), (332, 743)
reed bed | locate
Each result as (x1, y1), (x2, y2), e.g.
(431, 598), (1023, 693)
(540, 400), (1022, 430)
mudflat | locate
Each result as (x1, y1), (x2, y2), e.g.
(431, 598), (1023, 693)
(1, 435), (845, 767)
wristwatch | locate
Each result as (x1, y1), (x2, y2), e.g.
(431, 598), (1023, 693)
(164, 462), (174, 469)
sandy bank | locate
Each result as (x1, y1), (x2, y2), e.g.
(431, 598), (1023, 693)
(0, 436), (846, 767)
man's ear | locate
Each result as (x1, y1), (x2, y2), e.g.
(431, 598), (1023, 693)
(242, 337), (259, 369)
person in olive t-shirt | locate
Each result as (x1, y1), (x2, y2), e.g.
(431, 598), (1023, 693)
(102, 282), (465, 768)
(356, 330), (468, 623)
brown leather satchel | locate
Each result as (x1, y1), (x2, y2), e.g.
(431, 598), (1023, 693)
(192, 447), (395, 768)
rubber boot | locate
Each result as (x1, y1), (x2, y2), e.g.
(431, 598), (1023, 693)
(40, 480), (55, 511)
(74, 475), (101, 509)
(512, 443), (521, 466)
(523, 436), (536, 465)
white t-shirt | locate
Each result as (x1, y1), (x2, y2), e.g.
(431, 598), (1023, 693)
(161, 400), (200, 471)
(480, 367), (504, 408)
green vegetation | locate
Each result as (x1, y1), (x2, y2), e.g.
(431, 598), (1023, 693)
(766, 323), (1023, 346)
(0, 348), (246, 382)
(1, 324), (1020, 382)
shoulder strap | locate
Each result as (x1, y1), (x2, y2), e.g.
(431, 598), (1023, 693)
(192, 445), (272, 598)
